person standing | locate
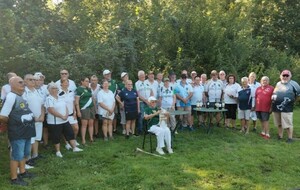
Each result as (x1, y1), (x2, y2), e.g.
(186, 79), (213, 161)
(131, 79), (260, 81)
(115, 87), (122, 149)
(0, 76), (36, 186)
(1, 72), (17, 102)
(55, 69), (77, 92)
(147, 71), (159, 99)
(272, 70), (300, 143)
(89, 75), (101, 138)
(248, 72), (261, 131)
(118, 72), (129, 135)
(255, 76), (274, 139)
(191, 75), (205, 127)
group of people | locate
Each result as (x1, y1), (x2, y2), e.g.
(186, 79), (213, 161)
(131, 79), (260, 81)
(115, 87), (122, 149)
(0, 68), (299, 186)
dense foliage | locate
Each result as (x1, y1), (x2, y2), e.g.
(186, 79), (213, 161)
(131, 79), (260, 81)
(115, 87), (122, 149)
(0, 0), (299, 85)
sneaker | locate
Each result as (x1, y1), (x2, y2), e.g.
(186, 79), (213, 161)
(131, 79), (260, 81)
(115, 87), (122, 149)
(122, 129), (126, 135)
(156, 147), (165, 155)
(11, 178), (28, 186)
(26, 159), (35, 167)
(25, 164), (34, 170)
(56, 151), (63, 158)
(286, 138), (293, 143)
(277, 135), (283, 140)
(73, 147), (83, 152)
(75, 140), (80, 146)
(167, 148), (174, 154)
(175, 130), (178, 134)
(18, 171), (36, 179)
(260, 132), (266, 137)
(65, 143), (72, 150)
(263, 134), (270, 140)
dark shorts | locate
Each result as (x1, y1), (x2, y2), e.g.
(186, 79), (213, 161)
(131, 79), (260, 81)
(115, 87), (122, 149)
(256, 111), (270, 121)
(125, 111), (138, 121)
(225, 104), (237, 120)
(81, 107), (95, 120)
(10, 139), (31, 161)
(48, 122), (75, 144)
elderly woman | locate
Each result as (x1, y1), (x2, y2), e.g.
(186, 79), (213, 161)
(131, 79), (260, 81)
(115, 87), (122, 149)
(45, 82), (82, 157)
(238, 77), (255, 134)
(97, 79), (116, 141)
(58, 79), (79, 149)
(116, 80), (140, 139)
(144, 96), (173, 155)
(223, 74), (241, 129)
(75, 77), (95, 145)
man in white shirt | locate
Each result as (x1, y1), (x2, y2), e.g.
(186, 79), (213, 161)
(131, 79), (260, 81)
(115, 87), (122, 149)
(1, 72), (17, 102)
(147, 71), (159, 99)
(248, 72), (261, 131)
(219, 70), (227, 87)
(55, 69), (77, 92)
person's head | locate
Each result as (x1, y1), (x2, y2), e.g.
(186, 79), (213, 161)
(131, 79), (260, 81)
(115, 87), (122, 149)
(147, 71), (155, 81)
(101, 79), (109, 89)
(34, 72), (45, 87)
(60, 69), (69, 80)
(24, 74), (36, 88)
(241, 77), (248, 88)
(138, 70), (145, 81)
(47, 82), (59, 96)
(181, 70), (188, 76)
(148, 96), (157, 108)
(219, 70), (226, 80)
(163, 77), (170, 87)
(60, 79), (69, 90)
(210, 70), (218, 80)
(280, 70), (291, 83)
(248, 72), (257, 83)
(121, 72), (128, 81)
(90, 75), (98, 85)
(191, 71), (197, 79)
(7, 72), (17, 81)
(227, 74), (236, 84)
(181, 74), (187, 84)
(9, 76), (24, 95)
(156, 73), (163, 81)
(200, 74), (207, 83)
(103, 69), (111, 80)
(169, 72), (176, 82)
(125, 80), (133, 90)
(194, 75), (201, 85)
(80, 77), (90, 87)
(260, 76), (270, 87)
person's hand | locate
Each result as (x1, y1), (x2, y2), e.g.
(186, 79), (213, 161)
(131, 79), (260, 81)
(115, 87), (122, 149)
(61, 114), (68, 120)
(77, 111), (82, 118)
(251, 107), (255, 111)
(120, 102), (124, 108)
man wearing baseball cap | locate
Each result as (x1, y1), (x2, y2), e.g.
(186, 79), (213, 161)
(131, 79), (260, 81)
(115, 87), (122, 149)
(272, 70), (300, 143)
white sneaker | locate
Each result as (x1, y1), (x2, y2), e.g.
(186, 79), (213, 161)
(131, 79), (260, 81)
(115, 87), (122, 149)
(75, 141), (80, 146)
(17, 168), (20, 174)
(156, 147), (165, 155)
(25, 164), (34, 169)
(56, 151), (63, 158)
(122, 129), (126, 135)
(167, 148), (174, 154)
(73, 147), (83, 152)
(65, 143), (72, 150)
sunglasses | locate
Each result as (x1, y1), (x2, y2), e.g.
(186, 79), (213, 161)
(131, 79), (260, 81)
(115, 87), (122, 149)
(282, 75), (289, 77)
(60, 73), (68, 75)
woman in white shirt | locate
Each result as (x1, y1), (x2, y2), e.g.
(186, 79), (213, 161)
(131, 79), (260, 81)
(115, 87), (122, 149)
(45, 82), (82, 157)
(223, 74), (241, 129)
(97, 80), (116, 141)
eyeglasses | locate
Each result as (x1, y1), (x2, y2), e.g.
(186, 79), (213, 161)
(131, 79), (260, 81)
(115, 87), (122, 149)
(27, 78), (35, 81)
(60, 73), (68, 75)
(282, 75), (289, 77)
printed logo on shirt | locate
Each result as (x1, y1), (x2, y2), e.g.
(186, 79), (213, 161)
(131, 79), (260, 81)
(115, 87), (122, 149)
(20, 102), (25, 109)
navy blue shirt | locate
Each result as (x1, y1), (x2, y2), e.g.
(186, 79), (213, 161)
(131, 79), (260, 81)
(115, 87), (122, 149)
(118, 88), (138, 113)
(238, 87), (252, 110)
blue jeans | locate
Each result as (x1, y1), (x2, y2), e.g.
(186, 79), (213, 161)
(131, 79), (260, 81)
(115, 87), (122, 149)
(10, 139), (31, 161)
(137, 102), (146, 134)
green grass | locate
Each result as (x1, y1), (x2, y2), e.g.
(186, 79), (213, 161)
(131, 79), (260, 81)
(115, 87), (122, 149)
(1, 109), (300, 190)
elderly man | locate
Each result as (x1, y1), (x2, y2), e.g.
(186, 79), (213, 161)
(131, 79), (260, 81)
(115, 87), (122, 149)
(135, 70), (154, 135)
(147, 71), (159, 99)
(1, 72), (17, 102)
(219, 70), (227, 87)
(55, 69), (77, 92)
(248, 72), (261, 131)
(272, 70), (300, 143)
(0, 76), (36, 186)
(255, 76), (274, 139)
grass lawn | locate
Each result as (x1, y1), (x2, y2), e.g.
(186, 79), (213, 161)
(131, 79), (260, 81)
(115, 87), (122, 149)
(1, 109), (300, 190)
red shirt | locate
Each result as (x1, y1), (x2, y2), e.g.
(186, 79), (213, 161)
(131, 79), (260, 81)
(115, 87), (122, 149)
(255, 85), (274, 112)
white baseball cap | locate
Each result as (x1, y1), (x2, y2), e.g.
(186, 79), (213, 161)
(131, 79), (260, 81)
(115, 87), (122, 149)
(121, 72), (128, 78)
(34, 72), (45, 79)
(148, 96), (157, 102)
(103, 69), (111, 75)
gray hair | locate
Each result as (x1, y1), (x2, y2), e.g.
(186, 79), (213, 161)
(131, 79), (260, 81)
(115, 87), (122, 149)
(241, 77), (248, 83)
(261, 76), (269, 82)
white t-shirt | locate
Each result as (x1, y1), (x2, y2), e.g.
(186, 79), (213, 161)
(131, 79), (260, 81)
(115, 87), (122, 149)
(45, 95), (68, 124)
(97, 89), (115, 116)
(1, 84), (11, 101)
(205, 79), (224, 102)
(159, 86), (175, 108)
(135, 80), (153, 101)
(55, 79), (77, 92)
(147, 80), (159, 99)
(22, 87), (44, 118)
(58, 89), (75, 115)
(223, 83), (241, 104)
(191, 85), (205, 105)
(248, 81), (260, 106)
(89, 83), (101, 100)
(0, 92), (16, 117)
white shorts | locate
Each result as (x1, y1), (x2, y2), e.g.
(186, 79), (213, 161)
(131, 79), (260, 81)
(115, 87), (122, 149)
(238, 109), (251, 120)
(31, 122), (43, 143)
(249, 111), (257, 121)
(68, 116), (78, 125)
